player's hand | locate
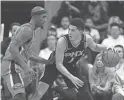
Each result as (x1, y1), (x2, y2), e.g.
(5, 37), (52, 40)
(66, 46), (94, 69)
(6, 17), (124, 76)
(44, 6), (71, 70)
(102, 46), (114, 54)
(69, 75), (84, 89)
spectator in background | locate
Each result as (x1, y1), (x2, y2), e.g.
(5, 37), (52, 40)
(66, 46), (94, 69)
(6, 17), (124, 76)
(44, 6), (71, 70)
(84, 18), (100, 64)
(39, 33), (57, 84)
(114, 45), (124, 71)
(89, 53), (114, 100)
(39, 34), (57, 61)
(48, 25), (57, 36)
(112, 45), (124, 100)
(40, 34), (60, 100)
(1, 22), (21, 57)
(1, 22), (21, 100)
(40, 26), (57, 50)
(51, 1), (80, 26)
(108, 16), (124, 37)
(87, 1), (109, 25)
(9, 22), (21, 37)
(83, 26), (93, 63)
(102, 23), (124, 48)
(86, 1), (109, 43)
(58, 1), (80, 18)
(36, 34), (57, 100)
(56, 16), (70, 38)
(85, 18), (100, 43)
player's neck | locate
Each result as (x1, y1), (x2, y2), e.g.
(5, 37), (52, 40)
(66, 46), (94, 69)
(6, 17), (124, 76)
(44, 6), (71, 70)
(29, 19), (38, 30)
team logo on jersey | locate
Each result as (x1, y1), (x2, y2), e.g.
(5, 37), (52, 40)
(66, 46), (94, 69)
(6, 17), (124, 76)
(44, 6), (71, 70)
(65, 50), (85, 57)
(64, 50), (85, 63)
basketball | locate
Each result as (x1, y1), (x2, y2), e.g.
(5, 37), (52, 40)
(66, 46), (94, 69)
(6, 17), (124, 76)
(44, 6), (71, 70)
(102, 48), (120, 67)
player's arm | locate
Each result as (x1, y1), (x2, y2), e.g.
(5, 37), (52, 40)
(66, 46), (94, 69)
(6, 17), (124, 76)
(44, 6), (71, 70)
(28, 51), (54, 64)
(86, 34), (107, 52)
(56, 37), (73, 79)
(9, 26), (33, 70)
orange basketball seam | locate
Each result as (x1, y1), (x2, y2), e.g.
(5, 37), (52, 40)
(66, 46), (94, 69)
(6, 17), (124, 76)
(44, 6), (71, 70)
(102, 54), (109, 66)
(107, 50), (110, 66)
(110, 50), (116, 67)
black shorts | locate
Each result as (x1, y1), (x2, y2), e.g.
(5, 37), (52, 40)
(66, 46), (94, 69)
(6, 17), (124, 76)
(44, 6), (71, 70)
(41, 63), (60, 85)
(56, 63), (94, 100)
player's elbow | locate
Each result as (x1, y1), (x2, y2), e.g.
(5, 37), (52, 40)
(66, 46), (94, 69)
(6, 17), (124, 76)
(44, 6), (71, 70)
(56, 62), (60, 69)
(9, 43), (15, 53)
(56, 62), (62, 70)
(90, 45), (96, 51)
(9, 43), (18, 58)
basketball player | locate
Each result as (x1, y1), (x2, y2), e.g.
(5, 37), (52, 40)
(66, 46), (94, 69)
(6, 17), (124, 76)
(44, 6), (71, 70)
(56, 18), (108, 100)
(1, 6), (52, 100)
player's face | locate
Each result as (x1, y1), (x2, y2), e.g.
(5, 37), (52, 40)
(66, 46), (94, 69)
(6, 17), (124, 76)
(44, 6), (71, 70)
(68, 25), (81, 41)
(11, 25), (20, 36)
(61, 17), (70, 29)
(96, 56), (104, 68)
(114, 47), (123, 59)
(37, 14), (47, 26)
(47, 35), (57, 48)
(110, 26), (120, 39)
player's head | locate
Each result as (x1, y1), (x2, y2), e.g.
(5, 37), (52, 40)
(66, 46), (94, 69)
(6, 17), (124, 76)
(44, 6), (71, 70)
(114, 45), (124, 59)
(69, 18), (84, 40)
(10, 22), (21, 36)
(60, 16), (70, 29)
(31, 6), (47, 27)
(110, 23), (121, 39)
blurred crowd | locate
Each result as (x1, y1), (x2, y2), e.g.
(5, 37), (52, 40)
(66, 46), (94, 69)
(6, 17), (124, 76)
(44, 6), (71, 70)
(1, 1), (124, 100)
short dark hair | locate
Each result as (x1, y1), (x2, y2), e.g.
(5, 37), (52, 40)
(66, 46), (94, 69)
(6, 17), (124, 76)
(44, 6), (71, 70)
(110, 23), (120, 29)
(31, 6), (47, 17)
(10, 22), (21, 30)
(70, 18), (84, 30)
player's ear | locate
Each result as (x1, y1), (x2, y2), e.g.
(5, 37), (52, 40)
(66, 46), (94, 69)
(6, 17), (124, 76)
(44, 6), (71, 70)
(32, 15), (38, 20)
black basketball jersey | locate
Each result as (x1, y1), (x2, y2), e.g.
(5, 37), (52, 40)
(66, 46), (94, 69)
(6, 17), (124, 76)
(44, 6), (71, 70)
(63, 34), (86, 67)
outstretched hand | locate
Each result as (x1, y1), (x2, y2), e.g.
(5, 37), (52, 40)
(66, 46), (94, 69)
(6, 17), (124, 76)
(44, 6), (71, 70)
(69, 75), (84, 89)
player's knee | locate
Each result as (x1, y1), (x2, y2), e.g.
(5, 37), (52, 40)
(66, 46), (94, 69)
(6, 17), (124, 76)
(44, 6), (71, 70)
(11, 93), (26, 100)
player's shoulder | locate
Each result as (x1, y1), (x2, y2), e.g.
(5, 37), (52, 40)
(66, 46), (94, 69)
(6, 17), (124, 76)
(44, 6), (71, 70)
(14, 23), (33, 40)
(20, 23), (33, 32)
(57, 36), (67, 49)
(57, 36), (66, 44)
